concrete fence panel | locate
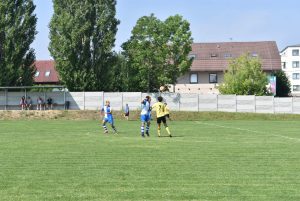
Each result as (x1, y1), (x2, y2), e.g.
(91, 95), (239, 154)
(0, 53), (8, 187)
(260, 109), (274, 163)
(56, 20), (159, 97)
(274, 97), (293, 114)
(84, 92), (103, 110)
(237, 95), (255, 113)
(67, 92), (84, 110)
(179, 93), (199, 111)
(217, 95), (236, 112)
(292, 97), (300, 114)
(255, 96), (274, 113)
(198, 94), (217, 111)
(122, 92), (142, 111)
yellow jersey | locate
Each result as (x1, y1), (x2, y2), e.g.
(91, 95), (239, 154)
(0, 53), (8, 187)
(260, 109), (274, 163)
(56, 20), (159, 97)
(165, 105), (170, 115)
(152, 102), (166, 118)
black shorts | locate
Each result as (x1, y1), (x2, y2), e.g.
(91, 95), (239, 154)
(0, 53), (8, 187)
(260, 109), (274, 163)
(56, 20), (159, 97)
(165, 114), (170, 118)
(157, 116), (166, 124)
(124, 112), (129, 116)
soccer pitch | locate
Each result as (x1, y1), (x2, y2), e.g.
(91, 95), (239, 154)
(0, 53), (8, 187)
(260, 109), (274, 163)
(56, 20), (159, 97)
(0, 119), (300, 201)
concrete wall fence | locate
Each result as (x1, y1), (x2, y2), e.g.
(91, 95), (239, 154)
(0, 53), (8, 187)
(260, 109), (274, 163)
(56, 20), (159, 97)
(1, 91), (300, 114)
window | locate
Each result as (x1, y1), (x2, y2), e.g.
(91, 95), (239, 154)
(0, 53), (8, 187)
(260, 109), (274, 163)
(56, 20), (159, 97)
(292, 61), (299, 68)
(293, 85), (300, 92)
(209, 73), (218, 83)
(224, 53), (232, 58)
(188, 54), (196, 59)
(292, 73), (300, 80)
(190, 73), (198, 84)
(210, 53), (218, 58)
(281, 62), (286, 69)
(45, 70), (51, 77)
(292, 49), (299, 56)
(252, 52), (258, 57)
(34, 71), (40, 77)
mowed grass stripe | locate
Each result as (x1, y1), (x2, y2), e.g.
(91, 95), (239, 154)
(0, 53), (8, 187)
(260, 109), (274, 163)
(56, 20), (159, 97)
(0, 120), (300, 201)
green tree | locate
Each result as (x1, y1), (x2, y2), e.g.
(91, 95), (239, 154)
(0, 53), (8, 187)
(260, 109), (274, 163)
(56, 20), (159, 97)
(272, 70), (291, 97)
(49, 0), (119, 91)
(122, 14), (193, 92)
(0, 0), (37, 86)
(219, 54), (268, 95)
(109, 52), (130, 92)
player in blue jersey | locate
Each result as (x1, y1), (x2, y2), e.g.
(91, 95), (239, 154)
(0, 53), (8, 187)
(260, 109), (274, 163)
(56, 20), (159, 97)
(101, 100), (117, 134)
(140, 96), (151, 137)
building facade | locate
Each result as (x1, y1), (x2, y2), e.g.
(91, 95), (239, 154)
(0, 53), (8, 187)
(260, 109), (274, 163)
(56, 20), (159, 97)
(280, 45), (300, 95)
(174, 41), (281, 94)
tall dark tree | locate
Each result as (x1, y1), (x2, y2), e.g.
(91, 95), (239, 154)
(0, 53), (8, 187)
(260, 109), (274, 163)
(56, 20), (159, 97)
(0, 0), (37, 86)
(49, 0), (119, 91)
(122, 14), (193, 92)
(272, 70), (291, 97)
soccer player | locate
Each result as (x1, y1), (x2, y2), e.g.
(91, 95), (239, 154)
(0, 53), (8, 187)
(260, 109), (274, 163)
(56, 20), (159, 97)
(140, 96), (151, 137)
(152, 96), (172, 137)
(101, 100), (117, 134)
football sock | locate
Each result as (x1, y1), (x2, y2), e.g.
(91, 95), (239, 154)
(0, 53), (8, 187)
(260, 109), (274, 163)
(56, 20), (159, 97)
(103, 125), (108, 133)
(146, 126), (149, 135)
(141, 126), (144, 135)
(157, 128), (161, 137)
(166, 127), (171, 135)
(112, 125), (117, 133)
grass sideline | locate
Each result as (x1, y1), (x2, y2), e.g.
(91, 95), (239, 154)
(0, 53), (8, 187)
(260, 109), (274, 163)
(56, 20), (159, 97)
(0, 119), (300, 200)
(2, 110), (300, 121)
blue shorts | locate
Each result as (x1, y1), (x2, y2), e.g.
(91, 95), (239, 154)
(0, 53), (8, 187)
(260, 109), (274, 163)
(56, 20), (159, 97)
(103, 116), (114, 124)
(141, 114), (150, 122)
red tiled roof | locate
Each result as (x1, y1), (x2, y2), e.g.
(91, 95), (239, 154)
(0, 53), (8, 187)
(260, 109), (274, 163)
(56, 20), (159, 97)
(190, 41), (281, 71)
(34, 60), (59, 84)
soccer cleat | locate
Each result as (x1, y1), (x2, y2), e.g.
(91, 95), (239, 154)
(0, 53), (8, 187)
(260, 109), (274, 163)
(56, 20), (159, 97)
(169, 134), (172, 138)
(141, 134), (145, 138)
(146, 132), (150, 137)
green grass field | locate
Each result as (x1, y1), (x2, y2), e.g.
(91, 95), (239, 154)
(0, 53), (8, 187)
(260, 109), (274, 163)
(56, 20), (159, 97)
(0, 119), (300, 201)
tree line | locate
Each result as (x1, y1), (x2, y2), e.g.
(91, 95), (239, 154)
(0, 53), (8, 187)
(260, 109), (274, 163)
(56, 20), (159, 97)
(0, 0), (291, 96)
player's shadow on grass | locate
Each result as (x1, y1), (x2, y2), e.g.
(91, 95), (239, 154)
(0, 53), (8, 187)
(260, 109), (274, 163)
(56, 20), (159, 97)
(159, 135), (183, 138)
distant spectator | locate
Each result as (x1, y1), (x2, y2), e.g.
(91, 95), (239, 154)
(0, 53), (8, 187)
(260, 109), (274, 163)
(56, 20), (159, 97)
(26, 96), (32, 110)
(124, 103), (129, 120)
(20, 96), (26, 110)
(37, 97), (44, 110)
(47, 97), (53, 110)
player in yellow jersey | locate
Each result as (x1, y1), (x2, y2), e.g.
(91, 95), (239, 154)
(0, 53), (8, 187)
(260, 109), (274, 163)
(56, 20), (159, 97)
(151, 96), (172, 137)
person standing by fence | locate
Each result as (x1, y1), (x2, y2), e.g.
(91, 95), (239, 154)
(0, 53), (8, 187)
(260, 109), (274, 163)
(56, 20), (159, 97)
(124, 103), (129, 120)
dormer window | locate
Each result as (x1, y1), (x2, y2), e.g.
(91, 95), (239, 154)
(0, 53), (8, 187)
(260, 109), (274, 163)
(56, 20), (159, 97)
(188, 54), (196, 59)
(45, 70), (51, 77)
(35, 71), (40, 77)
(224, 53), (232, 58)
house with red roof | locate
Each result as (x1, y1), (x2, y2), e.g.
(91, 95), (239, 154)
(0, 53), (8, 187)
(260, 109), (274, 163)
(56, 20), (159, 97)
(34, 60), (60, 85)
(174, 41), (281, 93)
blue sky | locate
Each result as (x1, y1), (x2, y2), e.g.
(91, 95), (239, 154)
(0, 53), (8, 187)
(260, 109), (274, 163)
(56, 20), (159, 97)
(32, 0), (300, 59)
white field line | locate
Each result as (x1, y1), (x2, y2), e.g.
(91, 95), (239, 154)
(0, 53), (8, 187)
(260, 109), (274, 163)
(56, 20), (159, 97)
(195, 121), (300, 142)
